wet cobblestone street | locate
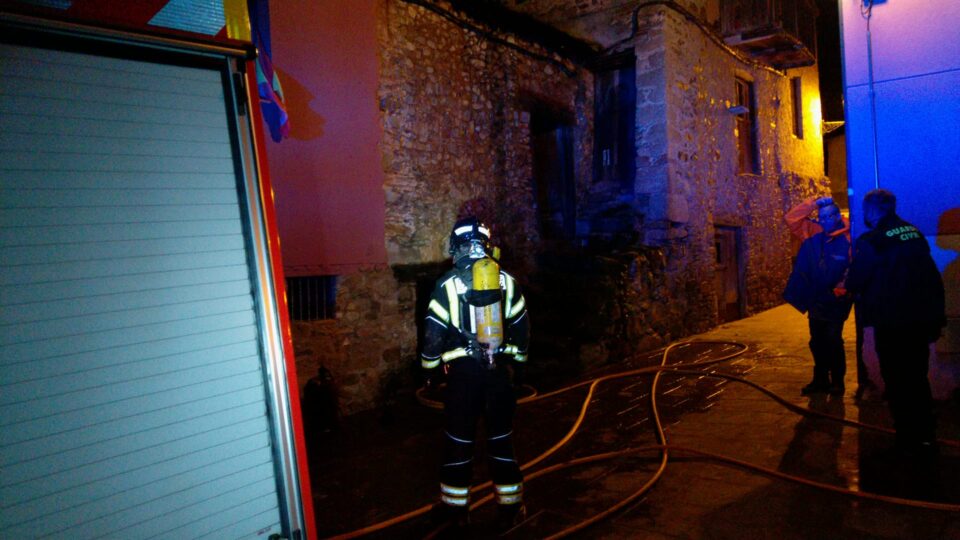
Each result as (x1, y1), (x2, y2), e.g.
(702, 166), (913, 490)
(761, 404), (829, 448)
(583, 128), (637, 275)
(309, 305), (960, 539)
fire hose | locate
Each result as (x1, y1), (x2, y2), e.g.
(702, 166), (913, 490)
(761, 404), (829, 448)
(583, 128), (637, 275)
(326, 341), (960, 539)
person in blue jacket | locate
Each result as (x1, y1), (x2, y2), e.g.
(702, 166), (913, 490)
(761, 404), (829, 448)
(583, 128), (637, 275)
(783, 198), (853, 396)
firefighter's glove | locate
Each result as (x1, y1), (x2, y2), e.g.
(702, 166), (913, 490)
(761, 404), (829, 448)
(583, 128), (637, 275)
(816, 196), (834, 208)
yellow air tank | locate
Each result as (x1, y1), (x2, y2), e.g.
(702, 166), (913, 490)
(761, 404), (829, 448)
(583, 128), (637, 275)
(472, 257), (503, 365)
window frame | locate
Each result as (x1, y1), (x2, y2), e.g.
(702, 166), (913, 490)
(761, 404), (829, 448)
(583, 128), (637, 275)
(791, 76), (804, 139)
(734, 76), (760, 175)
(592, 49), (637, 192)
(286, 275), (338, 321)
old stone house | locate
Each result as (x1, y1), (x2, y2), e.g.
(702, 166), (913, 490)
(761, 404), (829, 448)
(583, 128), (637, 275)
(265, 0), (827, 414)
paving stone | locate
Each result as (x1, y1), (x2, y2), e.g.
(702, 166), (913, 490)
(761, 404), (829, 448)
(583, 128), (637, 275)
(311, 305), (960, 538)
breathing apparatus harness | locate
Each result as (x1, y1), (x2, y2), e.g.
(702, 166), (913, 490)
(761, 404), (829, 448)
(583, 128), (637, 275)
(449, 218), (507, 370)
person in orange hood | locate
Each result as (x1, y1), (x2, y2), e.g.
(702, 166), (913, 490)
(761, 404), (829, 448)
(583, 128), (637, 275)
(783, 197), (853, 396)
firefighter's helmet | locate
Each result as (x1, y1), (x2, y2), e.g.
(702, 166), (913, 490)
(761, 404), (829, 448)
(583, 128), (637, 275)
(449, 217), (491, 261)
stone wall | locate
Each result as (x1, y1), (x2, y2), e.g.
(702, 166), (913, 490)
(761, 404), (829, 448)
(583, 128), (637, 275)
(290, 0), (830, 416)
(292, 0), (595, 416)
(610, 4), (827, 336)
(662, 5), (826, 321)
(378, 0), (594, 274)
(527, 246), (679, 383)
(290, 267), (416, 415)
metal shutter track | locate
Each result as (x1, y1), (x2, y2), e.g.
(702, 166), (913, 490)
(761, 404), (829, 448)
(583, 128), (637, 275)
(0, 44), (284, 539)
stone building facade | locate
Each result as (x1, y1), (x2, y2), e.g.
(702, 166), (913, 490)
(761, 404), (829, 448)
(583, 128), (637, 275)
(620, 4), (827, 335)
(289, 0), (826, 415)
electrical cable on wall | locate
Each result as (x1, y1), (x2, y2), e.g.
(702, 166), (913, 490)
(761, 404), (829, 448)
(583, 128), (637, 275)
(396, 0), (580, 77)
(609, 0), (787, 77)
(396, 0), (791, 79)
(861, 0), (881, 189)
(327, 341), (960, 539)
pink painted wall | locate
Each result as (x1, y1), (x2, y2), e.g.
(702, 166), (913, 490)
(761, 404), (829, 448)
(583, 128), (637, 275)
(264, 0), (386, 276)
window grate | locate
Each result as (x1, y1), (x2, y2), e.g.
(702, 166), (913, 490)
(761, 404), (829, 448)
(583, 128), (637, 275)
(286, 275), (337, 321)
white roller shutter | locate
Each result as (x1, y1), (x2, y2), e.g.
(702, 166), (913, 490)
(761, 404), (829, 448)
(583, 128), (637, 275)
(0, 42), (289, 539)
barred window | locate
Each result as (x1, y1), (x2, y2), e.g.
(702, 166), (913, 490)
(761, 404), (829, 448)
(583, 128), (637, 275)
(286, 275), (337, 321)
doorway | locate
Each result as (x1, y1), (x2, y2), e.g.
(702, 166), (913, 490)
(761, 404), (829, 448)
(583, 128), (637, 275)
(530, 109), (576, 241)
(714, 226), (745, 323)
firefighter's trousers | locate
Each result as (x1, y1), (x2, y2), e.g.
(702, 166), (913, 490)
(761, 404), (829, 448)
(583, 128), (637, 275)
(440, 357), (523, 509)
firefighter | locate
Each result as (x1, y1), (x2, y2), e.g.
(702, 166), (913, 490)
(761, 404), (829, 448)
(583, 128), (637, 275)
(421, 216), (529, 532)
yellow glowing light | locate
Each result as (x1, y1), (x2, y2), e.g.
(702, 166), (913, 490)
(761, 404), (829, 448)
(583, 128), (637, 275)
(809, 97), (822, 136)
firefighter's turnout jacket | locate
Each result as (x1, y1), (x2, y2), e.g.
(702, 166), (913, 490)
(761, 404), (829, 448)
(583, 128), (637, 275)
(420, 265), (530, 510)
(421, 268), (529, 370)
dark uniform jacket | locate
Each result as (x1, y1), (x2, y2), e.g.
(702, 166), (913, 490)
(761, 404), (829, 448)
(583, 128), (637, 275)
(845, 214), (946, 338)
(783, 229), (853, 321)
(420, 266), (530, 370)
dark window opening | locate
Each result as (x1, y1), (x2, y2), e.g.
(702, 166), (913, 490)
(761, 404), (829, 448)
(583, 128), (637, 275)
(393, 262), (452, 360)
(531, 107), (577, 240)
(735, 77), (759, 174)
(593, 49), (636, 192)
(286, 275), (337, 321)
(791, 76), (804, 139)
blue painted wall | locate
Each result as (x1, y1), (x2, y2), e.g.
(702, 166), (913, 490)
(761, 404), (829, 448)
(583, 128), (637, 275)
(840, 0), (960, 394)
(840, 0), (960, 250)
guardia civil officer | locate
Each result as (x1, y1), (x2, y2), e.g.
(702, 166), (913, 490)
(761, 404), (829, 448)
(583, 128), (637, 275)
(846, 189), (946, 458)
(421, 217), (529, 531)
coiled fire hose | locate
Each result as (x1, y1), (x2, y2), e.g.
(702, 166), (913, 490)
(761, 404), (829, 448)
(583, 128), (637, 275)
(327, 341), (960, 539)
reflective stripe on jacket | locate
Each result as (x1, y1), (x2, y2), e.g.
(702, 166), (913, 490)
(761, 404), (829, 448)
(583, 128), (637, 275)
(421, 268), (530, 369)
